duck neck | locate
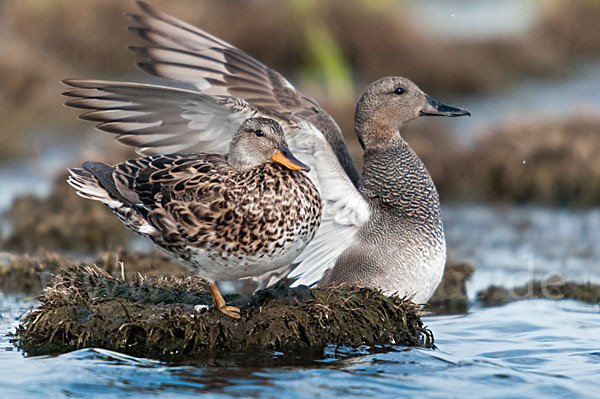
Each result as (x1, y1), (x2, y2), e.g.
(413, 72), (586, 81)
(355, 111), (401, 152)
(360, 134), (441, 227)
(226, 151), (264, 171)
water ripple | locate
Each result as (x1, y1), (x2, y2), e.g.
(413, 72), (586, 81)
(1, 286), (600, 397)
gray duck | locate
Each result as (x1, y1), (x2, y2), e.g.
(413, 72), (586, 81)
(67, 117), (322, 318)
(63, 1), (470, 304)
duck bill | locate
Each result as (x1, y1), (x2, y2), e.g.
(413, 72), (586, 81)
(420, 95), (471, 117)
(270, 146), (310, 171)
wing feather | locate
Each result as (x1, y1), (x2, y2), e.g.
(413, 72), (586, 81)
(274, 122), (370, 287)
(64, 1), (374, 287)
(62, 79), (257, 156)
(128, 0), (360, 186)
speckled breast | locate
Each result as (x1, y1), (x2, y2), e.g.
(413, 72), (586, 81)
(172, 164), (322, 281)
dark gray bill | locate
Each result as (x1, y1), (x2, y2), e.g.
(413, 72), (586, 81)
(420, 95), (471, 117)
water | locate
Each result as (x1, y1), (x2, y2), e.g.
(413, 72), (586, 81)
(2, 204), (600, 398)
(408, 0), (539, 41)
(1, 295), (599, 398)
(444, 205), (600, 299)
(452, 62), (600, 143)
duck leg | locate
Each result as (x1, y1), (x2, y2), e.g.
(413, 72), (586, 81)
(209, 282), (241, 319)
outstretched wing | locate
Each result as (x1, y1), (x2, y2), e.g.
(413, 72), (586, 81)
(63, 79), (258, 155)
(127, 0), (360, 186)
(63, 79), (370, 286)
(278, 122), (370, 287)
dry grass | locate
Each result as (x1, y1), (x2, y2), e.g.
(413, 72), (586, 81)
(0, 249), (187, 295)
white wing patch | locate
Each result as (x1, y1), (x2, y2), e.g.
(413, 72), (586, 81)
(275, 122), (370, 287)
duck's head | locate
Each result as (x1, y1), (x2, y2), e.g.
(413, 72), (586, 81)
(355, 77), (470, 150)
(228, 117), (310, 172)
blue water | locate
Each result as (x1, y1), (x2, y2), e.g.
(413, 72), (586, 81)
(2, 203), (600, 397)
(1, 295), (599, 398)
(2, 204), (600, 397)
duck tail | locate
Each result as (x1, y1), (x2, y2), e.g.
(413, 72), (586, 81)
(67, 165), (158, 236)
(67, 166), (124, 209)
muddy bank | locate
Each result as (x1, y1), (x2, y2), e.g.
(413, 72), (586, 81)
(15, 264), (432, 359)
(1, 172), (134, 252)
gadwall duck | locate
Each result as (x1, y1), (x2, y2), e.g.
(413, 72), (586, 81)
(63, 1), (470, 303)
(67, 117), (322, 318)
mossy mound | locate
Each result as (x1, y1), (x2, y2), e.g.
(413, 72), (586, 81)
(428, 262), (475, 314)
(477, 277), (600, 307)
(16, 264), (433, 359)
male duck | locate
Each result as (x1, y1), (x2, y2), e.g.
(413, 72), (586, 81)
(63, 1), (470, 304)
(67, 117), (322, 318)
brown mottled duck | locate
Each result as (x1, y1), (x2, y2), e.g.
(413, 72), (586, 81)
(68, 118), (322, 318)
(63, 1), (470, 304)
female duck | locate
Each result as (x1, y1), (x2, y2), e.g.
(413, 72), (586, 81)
(68, 118), (322, 318)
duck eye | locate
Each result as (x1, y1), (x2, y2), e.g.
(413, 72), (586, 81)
(393, 87), (405, 95)
(254, 129), (264, 137)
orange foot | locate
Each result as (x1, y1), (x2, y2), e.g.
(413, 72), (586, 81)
(209, 282), (241, 319)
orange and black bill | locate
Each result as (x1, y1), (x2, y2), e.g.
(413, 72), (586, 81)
(271, 145), (310, 171)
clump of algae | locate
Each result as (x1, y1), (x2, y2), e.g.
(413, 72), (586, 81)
(16, 264), (433, 359)
(478, 277), (600, 307)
